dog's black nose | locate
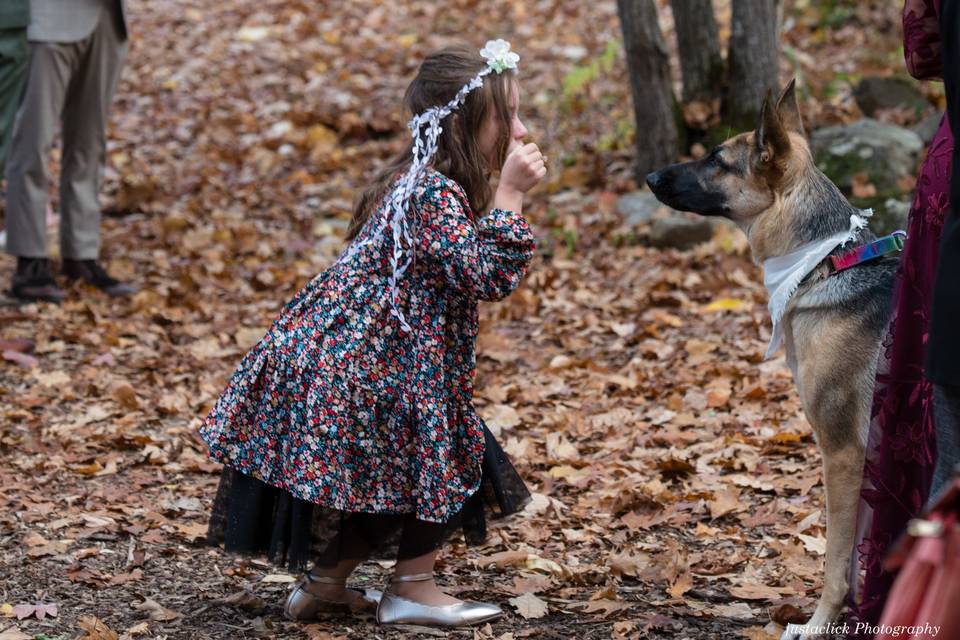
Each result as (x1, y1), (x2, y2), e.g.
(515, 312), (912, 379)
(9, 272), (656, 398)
(645, 171), (661, 190)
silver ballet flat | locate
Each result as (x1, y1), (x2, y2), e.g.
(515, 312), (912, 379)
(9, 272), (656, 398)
(376, 572), (503, 627)
(284, 572), (382, 620)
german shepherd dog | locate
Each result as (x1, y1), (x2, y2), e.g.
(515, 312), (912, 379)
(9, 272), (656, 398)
(646, 80), (897, 639)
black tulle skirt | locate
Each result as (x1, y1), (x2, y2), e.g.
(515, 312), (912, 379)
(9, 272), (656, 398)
(206, 424), (530, 571)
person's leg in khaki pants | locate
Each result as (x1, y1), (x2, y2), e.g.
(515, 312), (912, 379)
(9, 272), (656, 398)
(2, 38), (67, 301)
(5, 5), (134, 301)
(59, 8), (126, 263)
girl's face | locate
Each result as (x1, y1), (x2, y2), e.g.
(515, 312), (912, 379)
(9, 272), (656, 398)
(478, 80), (528, 169)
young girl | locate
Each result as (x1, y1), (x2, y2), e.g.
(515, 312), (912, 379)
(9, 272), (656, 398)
(200, 40), (545, 627)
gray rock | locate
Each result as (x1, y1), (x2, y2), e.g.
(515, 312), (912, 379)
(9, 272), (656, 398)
(854, 76), (929, 117)
(811, 118), (923, 198)
(617, 191), (664, 226)
(649, 217), (715, 250)
(913, 110), (944, 145)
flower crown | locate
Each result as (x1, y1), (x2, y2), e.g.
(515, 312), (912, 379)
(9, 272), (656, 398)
(337, 40), (521, 332)
(480, 39), (520, 74)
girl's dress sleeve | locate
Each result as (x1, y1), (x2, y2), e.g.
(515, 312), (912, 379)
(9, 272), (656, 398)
(903, 0), (942, 80)
(417, 183), (536, 301)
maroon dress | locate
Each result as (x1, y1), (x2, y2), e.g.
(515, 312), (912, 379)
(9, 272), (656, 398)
(849, 0), (953, 630)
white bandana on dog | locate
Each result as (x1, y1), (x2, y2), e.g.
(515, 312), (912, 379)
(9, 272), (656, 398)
(762, 210), (871, 360)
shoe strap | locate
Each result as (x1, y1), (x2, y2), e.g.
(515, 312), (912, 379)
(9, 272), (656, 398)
(305, 572), (347, 586)
(391, 572), (434, 583)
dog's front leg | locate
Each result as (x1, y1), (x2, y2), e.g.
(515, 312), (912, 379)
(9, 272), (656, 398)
(781, 444), (865, 640)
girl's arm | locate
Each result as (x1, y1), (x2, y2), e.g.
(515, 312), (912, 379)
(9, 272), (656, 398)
(418, 184), (536, 302)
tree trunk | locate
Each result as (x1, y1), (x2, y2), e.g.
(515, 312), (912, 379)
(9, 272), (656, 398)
(617, 0), (679, 182)
(725, 0), (779, 131)
(670, 0), (722, 102)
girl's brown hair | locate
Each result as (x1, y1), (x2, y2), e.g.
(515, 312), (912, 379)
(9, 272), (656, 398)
(347, 44), (515, 240)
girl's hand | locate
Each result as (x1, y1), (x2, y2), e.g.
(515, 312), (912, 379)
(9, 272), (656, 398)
(499, 142), (546, 196)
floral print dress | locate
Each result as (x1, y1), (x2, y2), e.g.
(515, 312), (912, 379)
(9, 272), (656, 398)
(200, 170), (536, 524)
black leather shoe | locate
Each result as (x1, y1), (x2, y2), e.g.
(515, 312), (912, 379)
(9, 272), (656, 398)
(63, 259), (137, 298)
(11, 258), (66, 303)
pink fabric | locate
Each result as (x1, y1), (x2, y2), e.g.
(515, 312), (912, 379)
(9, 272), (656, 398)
(875, 538), (939, 636)
(875, 513), (960, 640)
(849, 0), (953, 632)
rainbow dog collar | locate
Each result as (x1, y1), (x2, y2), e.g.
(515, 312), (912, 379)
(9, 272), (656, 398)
(828, 230), (906, 275)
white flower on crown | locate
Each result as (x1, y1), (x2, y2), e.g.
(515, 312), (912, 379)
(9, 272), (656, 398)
(480, 39), (520, 74)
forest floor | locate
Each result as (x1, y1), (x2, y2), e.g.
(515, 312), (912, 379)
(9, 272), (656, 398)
(0, 1), (930, 639)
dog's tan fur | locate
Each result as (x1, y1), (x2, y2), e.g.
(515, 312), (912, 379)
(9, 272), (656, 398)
(647, 80), (898, 639)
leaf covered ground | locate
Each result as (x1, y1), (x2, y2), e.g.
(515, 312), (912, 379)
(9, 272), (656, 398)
(0, 1), (919, 639)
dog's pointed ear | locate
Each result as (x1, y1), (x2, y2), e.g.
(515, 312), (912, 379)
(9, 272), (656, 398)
(755, 89), (790, 163)
(776, 78), (805, 136)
